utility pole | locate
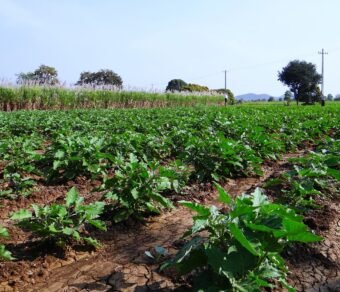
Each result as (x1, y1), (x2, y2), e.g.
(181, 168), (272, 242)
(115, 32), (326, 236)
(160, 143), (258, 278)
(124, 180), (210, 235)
(318, 48), (328, 98)
(223, 70), (228, 90)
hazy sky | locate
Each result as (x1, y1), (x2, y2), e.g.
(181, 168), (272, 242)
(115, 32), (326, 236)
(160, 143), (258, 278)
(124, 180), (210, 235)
(1, 0), (340, 96)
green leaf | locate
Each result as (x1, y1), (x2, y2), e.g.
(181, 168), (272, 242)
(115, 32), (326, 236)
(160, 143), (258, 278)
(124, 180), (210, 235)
(131, 188), (139, 199)
(0, 245), (14, 261)
(65, 187), (79, 207)
(0, 226), (9, 238)
(228, 223), (259, 256)
(252, 188), (268, 208)
(327, 168), (340, 180)
(274, 218), (322, 243)
(179, 201), (210, 217)
(215, 183), (232, 205)
(150, 193), (174, 208)
(84, 237), (101, 248)
(161, 236), (203, 271)
(88, 219), (107, 231)
(54, 149), (65, 159)
(62, 227), (74, 235)
(11, 209), (32, 220)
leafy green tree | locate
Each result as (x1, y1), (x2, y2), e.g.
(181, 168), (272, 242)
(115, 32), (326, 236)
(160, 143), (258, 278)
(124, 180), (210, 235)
(76, 69), (123, 88)
(182, 83), (209, 92)
(284, 90), (292, 105)
(17, 65), (59, 85)
(278, 60), (322, 105)
(268, 96), (275, 102)
(327, 94), (333, 101)
(215, 89), (236, 105)
(166, 79), (187, 92)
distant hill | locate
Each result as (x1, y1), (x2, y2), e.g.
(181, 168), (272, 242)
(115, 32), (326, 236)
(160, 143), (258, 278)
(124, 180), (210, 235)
(236, 93), (275, 101)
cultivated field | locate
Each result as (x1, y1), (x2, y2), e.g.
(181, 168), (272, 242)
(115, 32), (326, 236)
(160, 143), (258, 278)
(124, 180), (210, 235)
(0, 86), (223, 110)
(0, 103), (339, 291)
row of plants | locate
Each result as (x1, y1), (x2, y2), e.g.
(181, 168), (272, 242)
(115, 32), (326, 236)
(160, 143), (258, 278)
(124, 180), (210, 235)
(0, 106), (338, 260)
(160, 139), (339, 291)
(0, 86), (222, 111)
(264, 137), (339, 211)
(0, 105), (338, 198)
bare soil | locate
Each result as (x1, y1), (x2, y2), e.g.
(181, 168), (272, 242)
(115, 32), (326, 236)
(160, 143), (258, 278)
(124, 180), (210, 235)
(0, 151), (339, 292)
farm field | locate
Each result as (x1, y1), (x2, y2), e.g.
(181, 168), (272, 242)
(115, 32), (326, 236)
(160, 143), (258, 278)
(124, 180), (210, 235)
(0, 104), (339, 291)
(0, 86), (222, 111)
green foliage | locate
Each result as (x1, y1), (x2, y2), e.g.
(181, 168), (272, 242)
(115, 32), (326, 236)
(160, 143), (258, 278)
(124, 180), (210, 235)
(0, 135), (42, 198)
(284, 90), (292, 105)
(102, 154), (186, 222)
(182, 83), (209, 92)
(266, 141), (340, 211)
(45, 135), (107, 182)
(0, 86), (221, 110)
(278, 60), (322, 104)
(214, 89), (236, 104)
(166, 79), (187, 92)
(327, 94), (333, 101)
(76, 69), (123, 88)
(162, 187), (321, 291)
(183, 134), (262, 181)
(11, 188), (106, 248)
(0, 225), (13, 261)
(17, 65), (59, 85)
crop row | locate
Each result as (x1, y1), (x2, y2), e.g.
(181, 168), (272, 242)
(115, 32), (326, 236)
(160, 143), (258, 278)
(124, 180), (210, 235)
(0, 104), (339, 289)
(0, 86), (223, 111)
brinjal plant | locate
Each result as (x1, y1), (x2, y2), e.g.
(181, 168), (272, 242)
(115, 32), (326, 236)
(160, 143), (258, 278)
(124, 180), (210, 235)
(11, 188), (106, 248)
(162, 185), (321, 291)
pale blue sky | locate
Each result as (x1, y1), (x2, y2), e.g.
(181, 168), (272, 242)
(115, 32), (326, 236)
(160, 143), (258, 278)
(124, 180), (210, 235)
(1, 0), (340, 96)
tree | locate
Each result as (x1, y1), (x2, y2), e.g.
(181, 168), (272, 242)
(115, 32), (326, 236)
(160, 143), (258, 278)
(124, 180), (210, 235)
(166, 79), (187, 92)
(17, 65), (59, 85)
(268, 96), (275, 102)
(284, 90), (292, 105)
(278, 60), (322, 105)
(76, 69), (123, 88)
(327, 94), (333, 101)
(181, 83), (209, 92)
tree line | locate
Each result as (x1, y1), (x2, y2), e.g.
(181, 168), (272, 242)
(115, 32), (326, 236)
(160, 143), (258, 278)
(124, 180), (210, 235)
(17, 65), (123, 88)
(12, 61), (339, 104)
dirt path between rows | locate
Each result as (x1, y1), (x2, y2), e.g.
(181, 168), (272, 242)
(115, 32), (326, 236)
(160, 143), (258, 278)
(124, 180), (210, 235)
(1, 151), (339, 292)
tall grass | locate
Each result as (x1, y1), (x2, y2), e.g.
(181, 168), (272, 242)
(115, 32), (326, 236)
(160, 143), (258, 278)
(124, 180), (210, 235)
(0, 86), (223, 111)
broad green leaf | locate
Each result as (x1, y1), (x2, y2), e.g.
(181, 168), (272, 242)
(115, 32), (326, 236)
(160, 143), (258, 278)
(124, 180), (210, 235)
(62, 227), (74, 235)
(327, 168), (340, 180)
(65, 187), (78, 207)
(54, 149), (65, 159)
(11, 209), (32, 220)
(150, 193), (174, 208)
(0, 245), (14, 261)
(252, 188), (268, 208)
(215, 183), (232, 205)
(88, 219), (107, 231)
(179, 201), (210, 217)
(84, 237), (100, 248)
(0, 226), (9, 238)
(228, 223), (258, 256)
(131, 188), (139, 200)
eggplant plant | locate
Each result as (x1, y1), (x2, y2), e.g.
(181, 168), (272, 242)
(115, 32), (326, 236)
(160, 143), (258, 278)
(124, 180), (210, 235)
(11, 188), (106, 248)
(162, 186), (321, 291)
(0, 225), (13, 260)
